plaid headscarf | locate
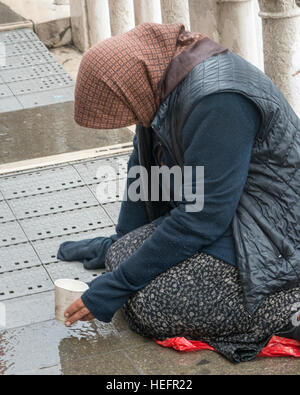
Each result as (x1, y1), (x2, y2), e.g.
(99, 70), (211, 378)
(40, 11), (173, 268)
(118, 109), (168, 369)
(74, 23), (205, 129)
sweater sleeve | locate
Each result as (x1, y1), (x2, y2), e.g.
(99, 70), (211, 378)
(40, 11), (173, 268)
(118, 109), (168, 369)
(81, 92), (262, 322)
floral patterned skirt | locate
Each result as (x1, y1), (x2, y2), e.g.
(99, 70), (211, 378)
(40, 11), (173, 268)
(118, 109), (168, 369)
(105, 223), (300, 363)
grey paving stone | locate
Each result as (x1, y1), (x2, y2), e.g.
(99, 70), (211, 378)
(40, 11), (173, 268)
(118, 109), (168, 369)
(90, 178), (126, 204)
(102, 201), (122, 224)
(7, 78), (43, 96)
(0, 66), (32, 83)
(17, 86), (74, 108)
(7, 74), (74, 96)
(45, 261), (105, 284)
(0, 165), (83, 199)
(0, 265), (53, 301)
(0, 51), (55, 71)
(0, 28), (38, 45)
(0, 200), (15, 223)
(0, 96), (23, 113)
(4, 40), (48, 58)
(0, 83), (13, 98)
(74, 155), (129, 184)
(32, 226), (115, 264)
(2, 290), (55, 329)
(19, 206), (113, 241)
(0, 221), (27, 247)
(26, 62), (66, 79)
(0, 242), (41, 273)
(8, 186), (99, 219)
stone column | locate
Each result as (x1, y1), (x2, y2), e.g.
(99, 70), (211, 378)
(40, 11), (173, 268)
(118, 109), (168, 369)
(160, 0), (190, 30)
(259, 0), (300, 116)
(109, 0), (135, 36)
(218, 0), (260, 67)
(86, 0), (111, 45)
(70, 0), (90, 52)
(54, 0), (69, 4)
(189, 0), (219, 42)
(134, 0), (162, 24)
(70, 0), (112, 52)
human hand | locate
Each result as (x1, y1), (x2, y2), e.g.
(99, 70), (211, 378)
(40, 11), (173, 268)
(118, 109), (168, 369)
(64, 298), (94, 326)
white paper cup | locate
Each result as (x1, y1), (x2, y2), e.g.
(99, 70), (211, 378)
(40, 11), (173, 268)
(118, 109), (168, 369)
(55, 279), (89, 323)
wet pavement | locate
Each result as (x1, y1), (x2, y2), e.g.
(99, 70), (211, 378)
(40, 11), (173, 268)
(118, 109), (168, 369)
(2, 309), (300, 375)
(0, 153), (300, 375)
(0, 102), (134, 164)
(1, 24), (300, 377)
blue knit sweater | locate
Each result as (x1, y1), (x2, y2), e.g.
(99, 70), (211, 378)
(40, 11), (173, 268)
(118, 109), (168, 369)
(57, 92), (261, 322)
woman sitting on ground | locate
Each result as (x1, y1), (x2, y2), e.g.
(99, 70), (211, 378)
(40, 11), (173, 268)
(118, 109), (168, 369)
(58, 23), (300, 363)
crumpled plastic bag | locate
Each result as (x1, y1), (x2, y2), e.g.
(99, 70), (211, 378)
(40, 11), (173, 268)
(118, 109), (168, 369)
(155, 335), (300, 358)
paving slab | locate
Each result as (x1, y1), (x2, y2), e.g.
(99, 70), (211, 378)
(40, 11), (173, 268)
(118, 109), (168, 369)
(19, 206), (113, 241)
(8, 186), (99, 219)
(0, 220), (27, 247)
(32, 226), (115, 264)
(0, 265), (52, 301)
(2, 291), (55, 329)
(0, 200), (15, 223)
(0, 165), (83, 199)
(0, 313), (146, 375)
(0, 242), (41, 273)
(45, 261), (105, 284)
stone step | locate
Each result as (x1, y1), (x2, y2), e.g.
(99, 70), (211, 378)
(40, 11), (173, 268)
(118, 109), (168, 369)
(0, 0), (71, 48)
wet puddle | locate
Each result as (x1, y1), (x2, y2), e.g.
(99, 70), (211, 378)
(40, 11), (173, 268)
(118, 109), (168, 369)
(0, 102), (133, 164)
(0, 315), (129, 375)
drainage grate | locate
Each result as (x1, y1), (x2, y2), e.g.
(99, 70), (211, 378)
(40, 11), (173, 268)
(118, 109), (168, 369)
(0, 243), (41, 273)
(19, 206), (113, 241)
(0, 221), (27, 247)
(32, 227), (116, 264)
(0, 266), (52, 301)
(45, 261), (105, 284)
(0, 165), (84, 199)
(8, 186), (99, 219)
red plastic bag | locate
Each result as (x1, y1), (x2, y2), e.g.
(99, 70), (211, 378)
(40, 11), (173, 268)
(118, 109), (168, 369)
(155, 335), (300, 358)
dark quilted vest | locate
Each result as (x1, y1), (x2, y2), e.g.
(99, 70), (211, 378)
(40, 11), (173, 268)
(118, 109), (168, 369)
(138, 50), (300, 315)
